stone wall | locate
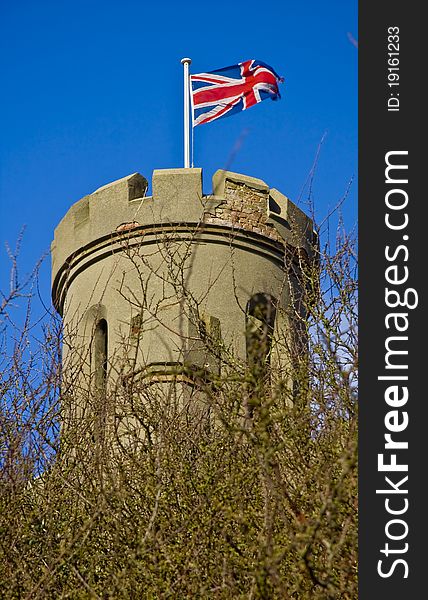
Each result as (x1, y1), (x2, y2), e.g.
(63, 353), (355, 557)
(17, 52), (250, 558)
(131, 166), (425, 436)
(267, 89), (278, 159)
(205, 178), (283, 243)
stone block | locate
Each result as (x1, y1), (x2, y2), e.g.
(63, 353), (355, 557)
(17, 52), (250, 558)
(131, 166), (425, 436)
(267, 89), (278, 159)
(152, 168), (203, 223)
(212, 169), (269, 197)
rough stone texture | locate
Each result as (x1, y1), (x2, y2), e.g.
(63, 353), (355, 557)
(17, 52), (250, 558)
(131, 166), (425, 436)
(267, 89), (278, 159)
(205, 178), (283, 242)
(203, 170), (315, 259)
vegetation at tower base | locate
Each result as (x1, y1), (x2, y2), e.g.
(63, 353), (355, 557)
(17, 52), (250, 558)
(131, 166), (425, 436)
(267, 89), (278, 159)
(0, 176), (357, 599)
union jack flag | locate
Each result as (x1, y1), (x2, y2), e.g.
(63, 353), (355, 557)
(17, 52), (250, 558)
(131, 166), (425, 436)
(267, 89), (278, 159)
(190, 59), (283, 127)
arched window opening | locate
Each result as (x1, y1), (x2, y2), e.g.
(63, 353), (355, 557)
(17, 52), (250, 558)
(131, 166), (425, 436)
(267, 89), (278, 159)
(245, 293), (276, 372)
(94, 319), (108, 392)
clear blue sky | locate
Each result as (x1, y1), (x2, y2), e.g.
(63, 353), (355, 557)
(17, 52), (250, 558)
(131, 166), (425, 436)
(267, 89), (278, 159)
(0, 0), (357, 314)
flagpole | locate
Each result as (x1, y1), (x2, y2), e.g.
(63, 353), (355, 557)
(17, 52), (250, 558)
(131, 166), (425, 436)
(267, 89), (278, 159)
(181, 57), (191, 168)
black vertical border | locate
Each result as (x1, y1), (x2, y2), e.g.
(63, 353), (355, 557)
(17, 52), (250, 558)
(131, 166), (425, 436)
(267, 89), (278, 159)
(359, 2), (425, 597)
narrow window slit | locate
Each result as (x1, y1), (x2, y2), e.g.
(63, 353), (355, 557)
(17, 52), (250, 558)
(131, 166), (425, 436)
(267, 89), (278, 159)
(94, 318), (108, 392)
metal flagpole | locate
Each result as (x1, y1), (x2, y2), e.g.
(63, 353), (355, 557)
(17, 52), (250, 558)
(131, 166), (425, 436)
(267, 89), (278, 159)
(181, 57), (191, 168)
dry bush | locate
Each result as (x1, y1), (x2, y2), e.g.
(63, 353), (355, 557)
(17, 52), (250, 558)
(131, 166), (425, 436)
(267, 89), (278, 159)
(0, 217), (357, 599)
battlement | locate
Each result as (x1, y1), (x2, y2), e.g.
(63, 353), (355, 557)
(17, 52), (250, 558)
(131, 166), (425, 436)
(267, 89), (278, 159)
(51, 166), (318, 408)
(51, 168), (315, 297)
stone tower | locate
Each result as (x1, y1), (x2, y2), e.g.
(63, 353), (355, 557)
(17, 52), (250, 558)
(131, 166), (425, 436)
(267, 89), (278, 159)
(51, 168), (316, 422)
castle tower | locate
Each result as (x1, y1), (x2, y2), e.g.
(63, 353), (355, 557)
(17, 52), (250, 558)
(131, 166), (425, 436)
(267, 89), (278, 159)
(51, 168), (316, 428)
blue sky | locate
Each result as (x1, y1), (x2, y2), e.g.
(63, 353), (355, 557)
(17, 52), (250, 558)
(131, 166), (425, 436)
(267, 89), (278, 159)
(0, 0), (357, 315)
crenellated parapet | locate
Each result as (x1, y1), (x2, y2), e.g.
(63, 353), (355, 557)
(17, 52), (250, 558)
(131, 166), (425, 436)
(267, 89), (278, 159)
(52, 169), (316, 316)
(51, 167), (317, 418)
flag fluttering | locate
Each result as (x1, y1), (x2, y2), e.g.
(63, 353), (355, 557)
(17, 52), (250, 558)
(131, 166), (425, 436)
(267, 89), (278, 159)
(190, 59), (283, 127)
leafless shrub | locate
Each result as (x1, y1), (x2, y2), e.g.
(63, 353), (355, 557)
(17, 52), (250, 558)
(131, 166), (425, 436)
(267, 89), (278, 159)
(0, 211), (357, 598)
